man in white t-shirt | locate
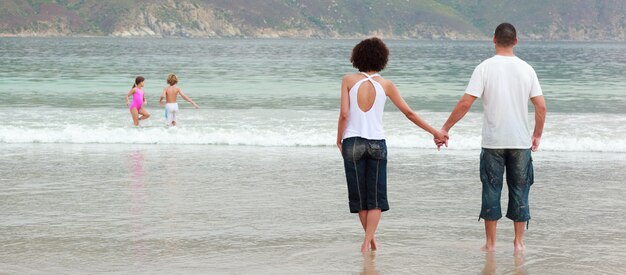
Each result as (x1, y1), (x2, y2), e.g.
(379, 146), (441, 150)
(437, 23), (547, 253)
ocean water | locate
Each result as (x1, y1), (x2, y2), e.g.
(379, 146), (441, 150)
(0, 38), (624, 150)
(1, 38), (625, 274)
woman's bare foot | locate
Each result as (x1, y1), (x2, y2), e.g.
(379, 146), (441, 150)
(370, 238), (378, 251)
(361, 241), (369, 253)
(361, 237), (378, 252)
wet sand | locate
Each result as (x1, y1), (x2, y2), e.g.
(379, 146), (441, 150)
(1, 144), (625, 274)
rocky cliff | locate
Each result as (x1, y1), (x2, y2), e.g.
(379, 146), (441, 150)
(1, 0), (624, 40)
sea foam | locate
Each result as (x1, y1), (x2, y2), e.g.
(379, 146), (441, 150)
(1, 123), (624, 152)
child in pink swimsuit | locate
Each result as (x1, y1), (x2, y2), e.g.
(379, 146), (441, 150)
(126, 76), (151, 126)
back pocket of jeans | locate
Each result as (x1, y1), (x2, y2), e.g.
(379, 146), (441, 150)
(343, 138), (366, 161)
(368, 142), (387, 160)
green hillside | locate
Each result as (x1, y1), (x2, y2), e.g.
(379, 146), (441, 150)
(0, 0), (624, 40)
(438, 0), (626, 40)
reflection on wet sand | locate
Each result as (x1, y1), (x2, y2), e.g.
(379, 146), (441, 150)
(130, 151), (146, 259)
(361, 252), (379, 275)
(162, 152), (181, 256)
(482, 252), (496, 275)
(482, 251), (528, 275)
(514, 252), (528, 275)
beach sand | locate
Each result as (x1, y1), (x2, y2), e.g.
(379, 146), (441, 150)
(1, 144), (625, 274)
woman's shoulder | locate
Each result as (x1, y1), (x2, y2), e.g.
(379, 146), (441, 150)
(342, 73), (363, 80)
(375, 77), (398, 95)
(342, 73), (394, 87)
(373, 75), (393, 87)
(342, 72), (381, 83)
(341, 73), (360, 86)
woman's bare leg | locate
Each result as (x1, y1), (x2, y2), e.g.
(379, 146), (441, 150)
(361, 209), (381, 253)
(359, 210), (378, 251)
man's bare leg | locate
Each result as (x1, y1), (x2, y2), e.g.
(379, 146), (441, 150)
(513, 221), (526, 253)
(481, 220), (497, 252)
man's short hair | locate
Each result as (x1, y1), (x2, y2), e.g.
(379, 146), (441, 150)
(350, 37), (389, 72)
(494, 23), (517, 46)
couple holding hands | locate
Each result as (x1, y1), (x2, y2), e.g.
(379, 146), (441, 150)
(336, 23), (547, 253)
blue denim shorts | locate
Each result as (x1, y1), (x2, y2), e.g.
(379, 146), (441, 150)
(342, 137), (389, 213)
(479, 148), (534, 222)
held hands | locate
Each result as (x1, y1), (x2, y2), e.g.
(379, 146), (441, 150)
(434, 129), (449, 151)
(192, 102), (200, 109)
(336, 139), (343, 153)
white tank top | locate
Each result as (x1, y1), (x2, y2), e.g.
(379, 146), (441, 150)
(342, 72), (386, 140)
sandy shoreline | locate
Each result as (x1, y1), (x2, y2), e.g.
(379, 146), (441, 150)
(1, 144), (625, 273)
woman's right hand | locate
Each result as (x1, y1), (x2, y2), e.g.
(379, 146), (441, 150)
(336, 139), (343, 153)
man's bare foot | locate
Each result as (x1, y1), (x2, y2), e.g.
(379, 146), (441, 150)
(481, 244), (496, 252)
(514, 241), (525, 253)
(370, 238), (378, 251)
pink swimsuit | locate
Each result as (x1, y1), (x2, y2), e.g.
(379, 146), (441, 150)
(129, 88), (144, 110)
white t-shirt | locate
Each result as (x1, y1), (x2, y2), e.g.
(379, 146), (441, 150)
(465, 55), (543, 149)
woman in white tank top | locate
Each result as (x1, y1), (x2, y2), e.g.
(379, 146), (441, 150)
(336, 37), (448, 253)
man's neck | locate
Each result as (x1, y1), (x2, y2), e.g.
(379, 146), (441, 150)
(495, 45), (515, 56)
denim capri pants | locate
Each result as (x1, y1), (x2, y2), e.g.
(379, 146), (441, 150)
(479, 148), (534, 222)
(342, 137), (389, 213)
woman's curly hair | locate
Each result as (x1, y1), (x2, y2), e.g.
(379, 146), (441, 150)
(350, 37), (389, 72)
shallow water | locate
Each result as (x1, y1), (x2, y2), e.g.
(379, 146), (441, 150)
(1, 39), (626, 152)
(1, 144), (625, 274)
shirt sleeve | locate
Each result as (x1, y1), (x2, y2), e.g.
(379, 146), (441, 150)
(465, 65), (484, 98)
(529, 68), (543, 98)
